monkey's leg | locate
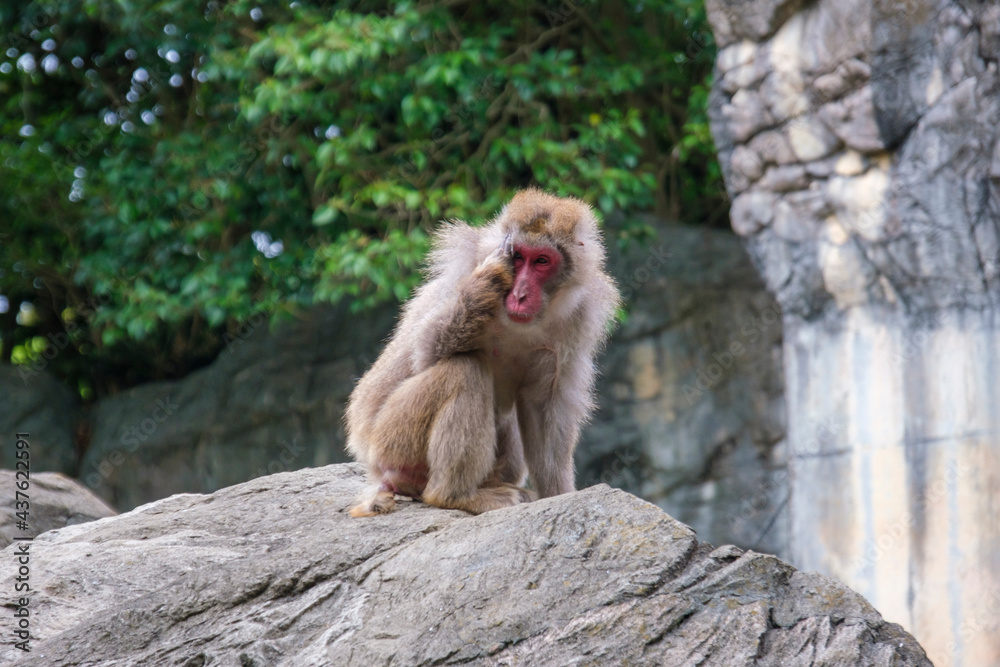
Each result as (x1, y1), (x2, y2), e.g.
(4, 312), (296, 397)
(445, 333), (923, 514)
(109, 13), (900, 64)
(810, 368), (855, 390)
(349, 368), (442, 518)
(421, 356), (534, 514)
(484, 409), (529, 489)
(517, 396), (578, 498)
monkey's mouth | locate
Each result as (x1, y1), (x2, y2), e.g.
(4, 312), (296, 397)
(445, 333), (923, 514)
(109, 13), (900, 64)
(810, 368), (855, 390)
(507, 311), (535, 324)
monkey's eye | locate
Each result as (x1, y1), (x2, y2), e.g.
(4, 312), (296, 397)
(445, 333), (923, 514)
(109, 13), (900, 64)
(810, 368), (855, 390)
(512, 252), (524, 262)
(535, 256), (549, 265)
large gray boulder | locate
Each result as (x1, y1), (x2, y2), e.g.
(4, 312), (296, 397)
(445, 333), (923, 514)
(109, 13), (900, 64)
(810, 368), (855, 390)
(0, 471), (115, 548)
(0, 464), (930, 666)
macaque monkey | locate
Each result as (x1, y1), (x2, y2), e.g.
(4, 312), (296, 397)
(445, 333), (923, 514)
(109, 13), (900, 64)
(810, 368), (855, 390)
(346, 189), (620, 516)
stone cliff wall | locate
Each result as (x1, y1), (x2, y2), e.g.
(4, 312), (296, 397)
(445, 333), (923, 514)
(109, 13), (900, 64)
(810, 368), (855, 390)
(78, 304), (394, 510)
(705, 1), (1000, 664)
(0, 365), (78, 474)
(581, 221), (787, 558)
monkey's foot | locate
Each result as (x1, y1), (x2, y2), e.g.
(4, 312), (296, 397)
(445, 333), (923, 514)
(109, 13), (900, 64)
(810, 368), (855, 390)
(423, 484), (535, 515)
(520, 486), (538, 503)
(349, 488), (397, 518)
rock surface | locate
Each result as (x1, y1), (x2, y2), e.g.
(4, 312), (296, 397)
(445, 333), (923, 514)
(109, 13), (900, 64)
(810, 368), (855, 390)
(705, 0), (1000, 664)
(708, 0), (1000, 318)
(0, 366), (78, 475)
(0, 464), (930, 667)
(0, 471), (115, 548)
(584, 220), (787, 559)
(78, 303), (394, 510)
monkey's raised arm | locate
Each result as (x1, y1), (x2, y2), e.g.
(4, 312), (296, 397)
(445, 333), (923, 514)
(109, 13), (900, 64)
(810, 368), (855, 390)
(424, 234), (513, 361)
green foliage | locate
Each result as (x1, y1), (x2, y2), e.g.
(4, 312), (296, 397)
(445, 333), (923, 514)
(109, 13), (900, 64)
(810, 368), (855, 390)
(0, 0), (720, 396)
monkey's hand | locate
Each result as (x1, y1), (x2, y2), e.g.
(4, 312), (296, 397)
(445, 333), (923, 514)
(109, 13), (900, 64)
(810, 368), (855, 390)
(472, 233), (514, 300)
(480, 233), (513, 269)
(498, 232), (514, 260)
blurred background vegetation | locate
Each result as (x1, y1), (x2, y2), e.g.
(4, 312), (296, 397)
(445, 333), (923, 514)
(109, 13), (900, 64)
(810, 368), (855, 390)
(0, 0), (721, 400)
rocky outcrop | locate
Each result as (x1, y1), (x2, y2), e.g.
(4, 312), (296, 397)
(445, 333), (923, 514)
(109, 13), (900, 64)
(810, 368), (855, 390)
(0, 464), (930, 666)
(0, 365), (78, 475)
(583, 220), (787, 559)
(706, 0), (1000, 665)
(709, 0), (1000, 317)
(0, 471), (115, 548)
(78, 304), (394, 510)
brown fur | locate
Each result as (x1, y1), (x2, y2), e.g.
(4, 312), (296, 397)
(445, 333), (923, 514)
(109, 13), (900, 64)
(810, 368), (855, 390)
(345, 189), (620, 516)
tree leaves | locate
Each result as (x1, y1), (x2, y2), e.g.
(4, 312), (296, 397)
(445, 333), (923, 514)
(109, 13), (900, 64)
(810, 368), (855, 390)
(0, 0), (720, 393)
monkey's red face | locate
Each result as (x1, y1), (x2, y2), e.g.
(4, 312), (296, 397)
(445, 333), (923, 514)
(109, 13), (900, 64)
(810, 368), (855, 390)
(505, 244), (562, 323)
